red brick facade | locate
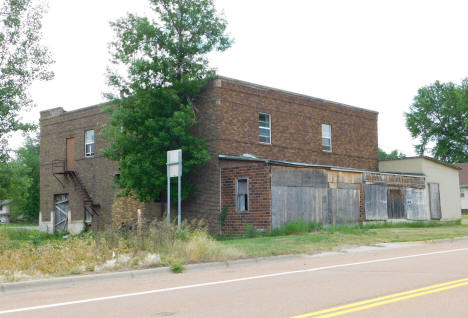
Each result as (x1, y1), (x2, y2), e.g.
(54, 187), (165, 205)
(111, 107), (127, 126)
(217, 77), (378, 171)
(40, 76), (379, 233)
(220, 162), (272, 235)
(185, 77), (379, 233)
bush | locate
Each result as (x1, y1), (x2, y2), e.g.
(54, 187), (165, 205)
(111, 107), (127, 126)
(0, 219), (244, 282)
(244, 225), (259, 238)
(169, 259), (185, 273)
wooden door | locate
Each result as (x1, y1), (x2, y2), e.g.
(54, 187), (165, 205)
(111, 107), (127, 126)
(429, 183), (442, 220)
(387, 189), (405, 219)
(66, 137), (75, 171)
(54, 194), (69, 232)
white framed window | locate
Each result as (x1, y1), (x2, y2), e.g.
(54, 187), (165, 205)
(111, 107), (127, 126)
(236, 178), (249, 212)
(259, 113), (271, 144)
(85, 130), (95, 157)
(461, 189), (465, 198)
(322, 124), (332, 151)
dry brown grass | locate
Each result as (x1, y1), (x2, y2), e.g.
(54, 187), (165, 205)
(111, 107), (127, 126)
(0, 220), (244, 282)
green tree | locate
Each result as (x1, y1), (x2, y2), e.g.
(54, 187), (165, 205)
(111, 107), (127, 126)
(0, 134), (39, 220)
(406, 79), (468, 163)
(0, 0), (53, 161)
(104, 0), (232, 202)
(14, 134), (39, 219)
(378, 148), (406, 160)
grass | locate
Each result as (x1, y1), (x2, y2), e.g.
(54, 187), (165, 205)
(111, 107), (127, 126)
(1, 218), (467, 282)
(0, 222), (38, 228)
(0, 220), (242, 282)
(220, 220), (468, 257)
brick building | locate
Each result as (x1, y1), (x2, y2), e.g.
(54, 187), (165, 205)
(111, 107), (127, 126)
(40, 76), (382, 233)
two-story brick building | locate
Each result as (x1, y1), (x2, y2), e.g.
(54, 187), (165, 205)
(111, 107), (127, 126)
(42, 76), (429, 234)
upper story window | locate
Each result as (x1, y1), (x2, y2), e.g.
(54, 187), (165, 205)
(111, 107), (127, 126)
(322, 124), (332, 151)
(461, 189), (465, 198)
(237, 178), (249, 212)
(85, 130), (95, 157)
(259, 113), (271, 144)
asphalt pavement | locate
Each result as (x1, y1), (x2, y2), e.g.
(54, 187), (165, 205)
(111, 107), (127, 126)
(2, 238), (468, 317)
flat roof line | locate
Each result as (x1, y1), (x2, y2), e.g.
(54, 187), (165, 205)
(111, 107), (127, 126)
(216, 75), (379, 115)
(219, 155), (425, 178)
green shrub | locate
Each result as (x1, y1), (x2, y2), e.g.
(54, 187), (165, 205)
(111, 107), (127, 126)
(244, 225), (259, 238)
(169, 259), (185, 273)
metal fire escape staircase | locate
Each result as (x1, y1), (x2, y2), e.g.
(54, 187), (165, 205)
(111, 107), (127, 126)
(53, 160), (100, 224)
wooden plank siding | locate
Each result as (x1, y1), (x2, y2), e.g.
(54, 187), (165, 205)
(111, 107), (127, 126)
(429, 183), (442, 220)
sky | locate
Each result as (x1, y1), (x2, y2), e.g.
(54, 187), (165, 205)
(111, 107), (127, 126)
(10, 0), (468, 155)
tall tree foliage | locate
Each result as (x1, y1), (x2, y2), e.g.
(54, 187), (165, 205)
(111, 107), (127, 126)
(0, 135), (39, 220)
(378, 148), (406, 160)
(104, 0), (232, 202)
(0, 0), (53, 161)
(406, 79), (468, 163)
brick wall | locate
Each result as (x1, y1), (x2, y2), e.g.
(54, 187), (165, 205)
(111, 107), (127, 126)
(220, 161), (271, 235)
(183, 80), (222, 232)
(216, 77), (378, 171)
(40, 77), (379, 233)
(40, 104), (118, 229)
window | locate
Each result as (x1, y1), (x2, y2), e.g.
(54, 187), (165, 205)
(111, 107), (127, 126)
(236, 178), (249, 212)
(259, 113), (271, 143)
(461, 189), (465, 198)
(85, 130), (95, 157)
(322, 124), (332, 151)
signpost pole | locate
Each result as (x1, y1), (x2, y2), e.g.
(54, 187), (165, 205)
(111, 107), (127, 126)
(167, 149), (182, 228)
(167, 163), (171, 225)
(177, 150), (182, 228)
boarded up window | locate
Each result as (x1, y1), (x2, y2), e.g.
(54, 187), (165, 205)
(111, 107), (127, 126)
(237, 178), (249, 212)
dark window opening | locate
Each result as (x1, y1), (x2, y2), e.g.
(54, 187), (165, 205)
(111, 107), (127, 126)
(237, 178), (249, 212)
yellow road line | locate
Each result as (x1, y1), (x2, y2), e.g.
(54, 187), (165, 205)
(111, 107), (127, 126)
(292, 277), (468, 318)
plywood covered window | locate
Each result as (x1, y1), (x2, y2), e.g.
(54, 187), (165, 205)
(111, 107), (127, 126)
(85, 130), (95, 157)
(322, 124), (332, 151)
(236, 178), (249, 212)
(259, 113), (271, 143)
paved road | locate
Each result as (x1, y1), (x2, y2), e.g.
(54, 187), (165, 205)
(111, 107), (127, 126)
(2, 239), (468, 317)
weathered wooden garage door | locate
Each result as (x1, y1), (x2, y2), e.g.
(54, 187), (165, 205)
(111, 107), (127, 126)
(428, 183), (442, 220)
(272, 187), (359, 227)
(387, 189), (406, 219)
(54, 194), (69, 232)
(364, 184), (388, 221)
(327, 188), (360, 225)
(405, 188), (427, 220)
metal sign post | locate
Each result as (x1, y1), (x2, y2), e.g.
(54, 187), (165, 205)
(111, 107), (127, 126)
(167, 149), (182, 228)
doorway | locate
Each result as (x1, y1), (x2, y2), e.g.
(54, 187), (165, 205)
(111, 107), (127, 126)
(387, 189), (406, 219)
(66, 137), (75, 171)
(54, 194), (69, 232)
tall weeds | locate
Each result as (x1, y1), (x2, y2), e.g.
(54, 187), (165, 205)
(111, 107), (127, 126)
(0, 220), (244, 282)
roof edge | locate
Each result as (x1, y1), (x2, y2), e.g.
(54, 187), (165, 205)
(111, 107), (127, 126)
(40, 102), (110, 121)
(219, 155), (425, 177)
(216, 75), (379, 115)
(379, 156), (461, 170)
